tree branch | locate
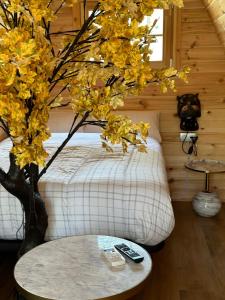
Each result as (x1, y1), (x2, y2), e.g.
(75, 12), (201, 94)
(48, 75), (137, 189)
(38, 111), (90, 179)
(0, 3), (12, 28)
(47, 0), (54, 8)
(83, 120), (107, 127)
(49, 3), (100, 83)
(49, 69), (68, 92)
(50, 70), (79, 84)
(69, 113), (79, 134)
(50, 29), (79, 35)
(48, 83), (69, 106)
(0, 22), (8, 30)
(0, 168), (7, 184)
(68, 60), (103, 65)
(54, 0), (65, 15)
(83, 0), (87, 24)
(65, 47), (90, 62)
(0, 117), (10, 137)
(42, 17), (55, 57)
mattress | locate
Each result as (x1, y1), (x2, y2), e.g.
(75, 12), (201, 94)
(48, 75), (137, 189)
(0, 133), (174, 245)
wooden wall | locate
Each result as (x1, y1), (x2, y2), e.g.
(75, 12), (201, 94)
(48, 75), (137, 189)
(134, 0), (225, 202)
(170, 0), (225, 201)
(52, 0), (225, 201)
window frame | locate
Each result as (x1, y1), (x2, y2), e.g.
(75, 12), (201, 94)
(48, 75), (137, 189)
(73, 1), (178, 69)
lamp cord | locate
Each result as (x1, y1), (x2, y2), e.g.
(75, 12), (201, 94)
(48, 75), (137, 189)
(181, 133), (198, 156)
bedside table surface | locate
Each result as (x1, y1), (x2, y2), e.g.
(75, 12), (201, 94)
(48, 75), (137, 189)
(185, 159), (225, 174)
(14, 235), (152, 300)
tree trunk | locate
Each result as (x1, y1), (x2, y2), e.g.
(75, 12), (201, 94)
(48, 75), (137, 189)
(0, 155), (48, 257)
(5, 184), (48, 257)
(17, 191), (48, 257)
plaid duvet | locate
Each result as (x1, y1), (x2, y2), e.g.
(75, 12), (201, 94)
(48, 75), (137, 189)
(0, 133), (174, 245)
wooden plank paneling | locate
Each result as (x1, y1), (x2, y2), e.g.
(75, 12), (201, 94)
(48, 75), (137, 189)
(170, 0), (225, 202)
(182, 22), (216, 33)
(182, 0), (205, 9)
(181, 33), (221, 47)
(182, 60), (225, 73)
(162, 132), (225, 144)
(181, 9), (210, 23)
(181, 46), (225, 60)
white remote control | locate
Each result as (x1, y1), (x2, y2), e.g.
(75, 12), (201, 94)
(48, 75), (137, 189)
(102, 248), (126, 267)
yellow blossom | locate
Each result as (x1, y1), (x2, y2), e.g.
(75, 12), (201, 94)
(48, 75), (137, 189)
(0, 0), (187, 168)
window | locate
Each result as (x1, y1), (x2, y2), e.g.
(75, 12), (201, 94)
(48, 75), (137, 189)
(141, 10), (164, 62)
(74, 1), (176, 68)
(140, 8), (176, 68)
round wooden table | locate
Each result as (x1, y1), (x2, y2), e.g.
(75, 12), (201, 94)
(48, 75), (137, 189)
(14, 235), (152, 300)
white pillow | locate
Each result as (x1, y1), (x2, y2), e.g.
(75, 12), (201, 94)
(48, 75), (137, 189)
(48, 110), (84, 133)
(83, 110), (162, 143)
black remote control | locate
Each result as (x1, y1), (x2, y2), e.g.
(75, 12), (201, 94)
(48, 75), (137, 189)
(114, 243), (144, 263)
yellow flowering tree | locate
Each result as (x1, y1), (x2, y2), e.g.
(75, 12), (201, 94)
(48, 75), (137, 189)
(0, 0), (188, 255)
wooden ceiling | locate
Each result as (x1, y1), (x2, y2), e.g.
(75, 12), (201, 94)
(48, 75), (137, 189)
(202, 0), (225, 47)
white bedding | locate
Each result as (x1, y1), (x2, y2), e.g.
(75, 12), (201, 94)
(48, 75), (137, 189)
(0, 133), (174, 245)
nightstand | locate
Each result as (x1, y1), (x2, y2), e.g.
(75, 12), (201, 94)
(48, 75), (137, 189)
(185, 159), (225, 217)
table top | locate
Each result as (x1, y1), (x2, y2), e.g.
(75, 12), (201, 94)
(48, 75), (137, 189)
(14, 235), (152, 300)
(185, 159), (225, 174)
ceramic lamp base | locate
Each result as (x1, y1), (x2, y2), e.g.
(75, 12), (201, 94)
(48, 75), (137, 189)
(192, 191), (222, 217)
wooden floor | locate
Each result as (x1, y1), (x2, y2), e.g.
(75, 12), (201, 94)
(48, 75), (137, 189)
(1, 202), (225, 300)
(132, 202), (225, 300)
(0, 253), (17, 300)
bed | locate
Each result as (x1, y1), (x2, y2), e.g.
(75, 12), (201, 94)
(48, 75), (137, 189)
(0, 111), (174, 247)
